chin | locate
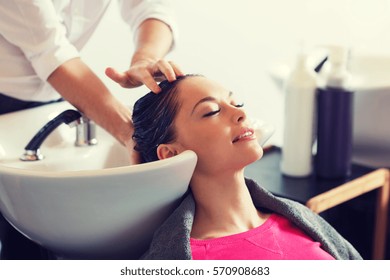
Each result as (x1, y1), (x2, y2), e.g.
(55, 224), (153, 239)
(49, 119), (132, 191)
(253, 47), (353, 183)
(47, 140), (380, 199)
(248, 144), (264, 160)
(249, 149), (263, 164)
(237, 147), (263, 169)
(256, 146), (264, 160)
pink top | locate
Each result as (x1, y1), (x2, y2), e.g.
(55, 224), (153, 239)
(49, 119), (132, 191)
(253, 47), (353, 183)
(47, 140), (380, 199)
(190, 214), (335, 260)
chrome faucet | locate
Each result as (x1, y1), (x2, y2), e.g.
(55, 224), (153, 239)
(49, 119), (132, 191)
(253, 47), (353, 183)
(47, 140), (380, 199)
(75, 115), (98, 147)
(20, 109), (97, 161)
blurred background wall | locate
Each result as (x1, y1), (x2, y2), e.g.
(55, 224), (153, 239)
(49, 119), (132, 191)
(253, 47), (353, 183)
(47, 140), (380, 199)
(81, 0), (390, 151)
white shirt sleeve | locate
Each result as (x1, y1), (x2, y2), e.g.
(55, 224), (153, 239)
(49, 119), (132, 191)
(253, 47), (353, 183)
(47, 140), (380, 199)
(118, 0), (178, 49)
(0, 0), (80, 81)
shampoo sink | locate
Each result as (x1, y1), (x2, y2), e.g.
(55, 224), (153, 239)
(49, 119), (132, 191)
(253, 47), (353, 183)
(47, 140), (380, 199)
(0, 102), (197, 259)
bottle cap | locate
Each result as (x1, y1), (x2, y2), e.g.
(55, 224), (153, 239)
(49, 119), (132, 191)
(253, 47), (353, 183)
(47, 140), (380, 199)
(325, 46), (350, 88)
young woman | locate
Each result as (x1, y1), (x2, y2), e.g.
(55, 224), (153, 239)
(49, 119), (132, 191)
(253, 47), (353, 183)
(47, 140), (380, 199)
(132, 74), (362, 260)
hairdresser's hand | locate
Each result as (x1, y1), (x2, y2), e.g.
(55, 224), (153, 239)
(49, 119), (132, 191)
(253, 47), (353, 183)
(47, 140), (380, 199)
(105, 59), (184, 93)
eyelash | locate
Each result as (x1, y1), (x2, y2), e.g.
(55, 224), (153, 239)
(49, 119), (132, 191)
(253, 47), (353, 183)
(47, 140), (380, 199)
(203, 109), (221, 117)
(202, 103), (244, 118)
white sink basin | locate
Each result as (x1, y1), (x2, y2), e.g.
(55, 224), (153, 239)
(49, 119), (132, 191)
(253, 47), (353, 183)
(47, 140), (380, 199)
(0, 102), (197, 259)
(0, 101), (273, 259)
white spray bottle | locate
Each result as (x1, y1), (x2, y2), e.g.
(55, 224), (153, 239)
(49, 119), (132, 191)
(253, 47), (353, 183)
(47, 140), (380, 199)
(281, 49), (317, 177)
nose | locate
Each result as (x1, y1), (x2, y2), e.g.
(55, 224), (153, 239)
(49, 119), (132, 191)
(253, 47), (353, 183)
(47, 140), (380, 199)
(231, 105), (247, 123)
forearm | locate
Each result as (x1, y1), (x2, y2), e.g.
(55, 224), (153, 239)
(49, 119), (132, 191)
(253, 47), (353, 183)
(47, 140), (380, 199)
(47, 58), (132, 145)
(131, 18), (173, 65)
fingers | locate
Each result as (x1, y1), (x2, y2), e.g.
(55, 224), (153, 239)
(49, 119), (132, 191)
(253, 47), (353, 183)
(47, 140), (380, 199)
(105, 67), (130, 87)
(154, 60), (179, 82)
(105, 67), (121, 82)
(138, 60), (185, 94)
(140, 71), (162, 93)
(106, 59), (185, 93)
(169, 61), (185, 77)
(136, 61), (167, 93)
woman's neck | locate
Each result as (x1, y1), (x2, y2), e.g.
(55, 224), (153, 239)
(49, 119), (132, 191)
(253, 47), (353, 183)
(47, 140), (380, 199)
(190, 169), (269, 239)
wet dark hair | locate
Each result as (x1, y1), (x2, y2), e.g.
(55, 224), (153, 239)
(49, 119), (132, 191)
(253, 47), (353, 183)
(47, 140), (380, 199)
(132, 74), (200, 163)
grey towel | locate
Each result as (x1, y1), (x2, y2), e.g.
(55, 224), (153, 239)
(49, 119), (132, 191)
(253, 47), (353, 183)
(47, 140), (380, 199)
(141, 178), (362, 260)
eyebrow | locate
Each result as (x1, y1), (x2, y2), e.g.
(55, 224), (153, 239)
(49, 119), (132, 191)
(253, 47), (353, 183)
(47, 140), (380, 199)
(191, 91), (233, 115)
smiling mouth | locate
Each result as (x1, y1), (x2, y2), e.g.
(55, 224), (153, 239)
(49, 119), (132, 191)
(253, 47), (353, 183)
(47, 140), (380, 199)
(232, 129), (255, 143)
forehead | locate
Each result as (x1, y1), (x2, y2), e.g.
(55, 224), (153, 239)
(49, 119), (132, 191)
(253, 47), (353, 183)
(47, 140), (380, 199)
(177, 76), (228, 103)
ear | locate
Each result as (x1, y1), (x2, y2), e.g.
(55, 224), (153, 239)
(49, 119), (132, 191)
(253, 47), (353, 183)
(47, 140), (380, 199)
(156, 144), (180, 160)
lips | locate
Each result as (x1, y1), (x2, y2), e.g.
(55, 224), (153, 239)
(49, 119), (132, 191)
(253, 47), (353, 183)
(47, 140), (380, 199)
(232, 128), (256, 143)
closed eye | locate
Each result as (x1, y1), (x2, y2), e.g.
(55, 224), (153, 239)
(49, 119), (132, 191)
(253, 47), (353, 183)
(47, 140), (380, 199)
(203, 103), (243, 117)
(203, 109), (221, 117)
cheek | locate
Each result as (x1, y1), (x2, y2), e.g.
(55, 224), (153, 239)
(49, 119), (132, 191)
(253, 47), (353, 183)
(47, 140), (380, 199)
(183, 126), (227, 151)
(177, 130), (213, 153)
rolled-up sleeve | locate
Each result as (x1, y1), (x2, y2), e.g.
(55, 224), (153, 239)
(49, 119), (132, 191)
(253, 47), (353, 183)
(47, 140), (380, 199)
(118, 0), (178, 49)
(0, 0), (80, 81)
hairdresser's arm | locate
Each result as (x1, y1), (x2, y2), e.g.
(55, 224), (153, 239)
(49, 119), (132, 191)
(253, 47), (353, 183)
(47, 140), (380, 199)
(47, 58), (140, 164)
(105, 19), (183, 93)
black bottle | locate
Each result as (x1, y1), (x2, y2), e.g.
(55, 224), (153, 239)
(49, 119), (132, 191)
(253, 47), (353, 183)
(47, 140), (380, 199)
(315, 47), (354, 179)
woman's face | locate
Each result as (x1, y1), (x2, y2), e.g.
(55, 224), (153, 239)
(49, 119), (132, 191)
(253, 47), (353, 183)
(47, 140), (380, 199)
(164, 76), (263, 175)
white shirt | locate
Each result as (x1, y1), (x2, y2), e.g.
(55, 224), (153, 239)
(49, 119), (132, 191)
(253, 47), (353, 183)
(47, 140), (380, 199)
(0, 0), (177, 102)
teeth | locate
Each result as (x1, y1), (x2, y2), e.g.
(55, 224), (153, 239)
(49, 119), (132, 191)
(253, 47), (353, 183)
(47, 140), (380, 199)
(234, 131), (253, 142)
(239, 131), (253, 139)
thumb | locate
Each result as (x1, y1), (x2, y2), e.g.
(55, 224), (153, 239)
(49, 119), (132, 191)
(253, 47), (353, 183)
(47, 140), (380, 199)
(105, 67), (126, 83)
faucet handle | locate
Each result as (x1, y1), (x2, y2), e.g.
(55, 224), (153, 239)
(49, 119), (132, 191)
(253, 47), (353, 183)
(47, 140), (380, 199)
(75, 115), (98, 146)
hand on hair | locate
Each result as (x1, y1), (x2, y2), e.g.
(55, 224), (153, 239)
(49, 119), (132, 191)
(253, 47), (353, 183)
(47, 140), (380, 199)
(105, 59), (184, 93)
